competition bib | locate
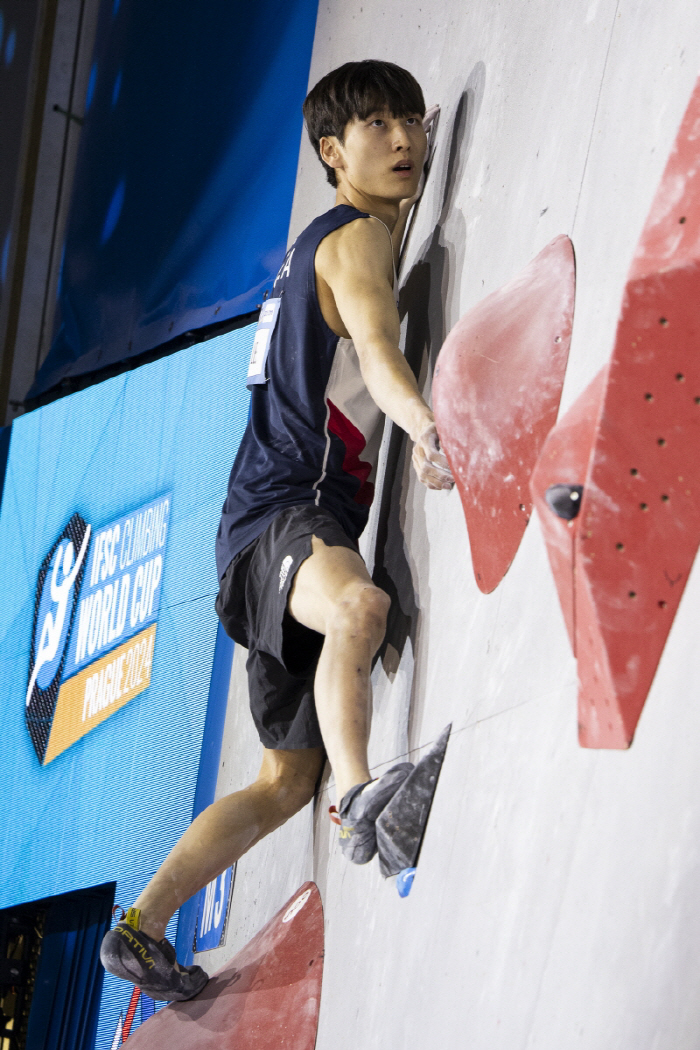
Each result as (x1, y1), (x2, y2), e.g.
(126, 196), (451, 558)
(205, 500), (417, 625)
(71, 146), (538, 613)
(246, 297), (281, 387)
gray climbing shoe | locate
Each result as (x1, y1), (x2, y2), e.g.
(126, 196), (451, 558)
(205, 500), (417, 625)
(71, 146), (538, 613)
(100, 908), (209, 1002)
(336, 763), (414, 864)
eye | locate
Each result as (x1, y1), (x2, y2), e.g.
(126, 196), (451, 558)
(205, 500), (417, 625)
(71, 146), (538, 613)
(406, 117), (418, 125)
(370, 118), (385, 127)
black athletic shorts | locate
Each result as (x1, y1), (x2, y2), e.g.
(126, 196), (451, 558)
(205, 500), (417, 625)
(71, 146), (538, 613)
(215, 503), (359, 750)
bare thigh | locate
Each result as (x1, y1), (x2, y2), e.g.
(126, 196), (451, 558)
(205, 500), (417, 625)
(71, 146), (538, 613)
(287, 536), (377, 636)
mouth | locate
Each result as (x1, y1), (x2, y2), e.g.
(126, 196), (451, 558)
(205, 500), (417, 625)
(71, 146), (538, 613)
(392, 161), (413, 176)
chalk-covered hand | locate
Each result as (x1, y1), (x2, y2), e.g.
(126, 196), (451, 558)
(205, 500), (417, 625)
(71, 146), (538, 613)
(412, 422), (455, 490)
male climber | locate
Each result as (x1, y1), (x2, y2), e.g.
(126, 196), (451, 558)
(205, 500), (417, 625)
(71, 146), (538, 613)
(101, 59), (454, 1001)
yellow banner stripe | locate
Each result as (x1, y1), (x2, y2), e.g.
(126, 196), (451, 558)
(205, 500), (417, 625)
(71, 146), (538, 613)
(44, 624), (156, 765)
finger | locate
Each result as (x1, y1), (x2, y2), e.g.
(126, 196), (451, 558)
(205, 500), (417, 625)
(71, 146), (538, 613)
(425, 452), (452, 474)
(414, 436), (454, 481)
(418, 461), (453, 486)
(423, 451), (453, 476)
(422, 105), (440, 137)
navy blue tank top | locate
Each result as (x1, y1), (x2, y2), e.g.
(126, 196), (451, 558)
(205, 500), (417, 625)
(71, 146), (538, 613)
(215, 205), (391, 580)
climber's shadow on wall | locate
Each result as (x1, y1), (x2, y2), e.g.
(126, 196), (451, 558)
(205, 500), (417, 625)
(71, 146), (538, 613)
(372, 63), (485, 683)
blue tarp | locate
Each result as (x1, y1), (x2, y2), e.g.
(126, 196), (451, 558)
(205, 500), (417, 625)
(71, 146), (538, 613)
(29, 0), (318, 399)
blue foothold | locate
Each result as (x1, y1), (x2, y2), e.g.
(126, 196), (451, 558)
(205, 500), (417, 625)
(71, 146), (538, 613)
(396, 867), (416, 898)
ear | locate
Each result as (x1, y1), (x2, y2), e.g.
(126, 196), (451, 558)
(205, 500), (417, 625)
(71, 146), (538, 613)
(320, 135), (344, 174)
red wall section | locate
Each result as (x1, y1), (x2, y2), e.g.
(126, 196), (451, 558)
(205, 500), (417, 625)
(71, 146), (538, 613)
(433, 235), (575, 593)
(532, 77), (700, 748)
(125, 883), (324, 1049)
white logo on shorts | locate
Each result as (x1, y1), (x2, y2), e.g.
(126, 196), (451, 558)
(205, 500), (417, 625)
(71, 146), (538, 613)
(279, 555), (293, 592)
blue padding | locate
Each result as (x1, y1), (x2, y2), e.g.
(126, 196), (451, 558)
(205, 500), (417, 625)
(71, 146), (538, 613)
(175, 621), (235, 967)
(29, 0), (319, 400)
(0, 323), (253, 1049)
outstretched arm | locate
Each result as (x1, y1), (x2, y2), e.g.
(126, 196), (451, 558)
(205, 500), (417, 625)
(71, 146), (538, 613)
(316, 218), (453, 491)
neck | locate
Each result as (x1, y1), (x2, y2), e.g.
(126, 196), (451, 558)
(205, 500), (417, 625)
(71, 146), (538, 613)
(334, 183), (399, 231)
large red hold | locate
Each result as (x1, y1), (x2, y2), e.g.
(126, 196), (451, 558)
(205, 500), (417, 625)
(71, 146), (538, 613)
(433, 235), (575, 593)
(124, 883), (324, 1049)
(531, 76), (700, 748)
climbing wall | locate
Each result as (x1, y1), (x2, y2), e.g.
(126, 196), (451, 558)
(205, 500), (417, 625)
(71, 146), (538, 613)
(189, 4), (700, 1050)
(531, 78), (700, 749)
(433, 234), (575, 593)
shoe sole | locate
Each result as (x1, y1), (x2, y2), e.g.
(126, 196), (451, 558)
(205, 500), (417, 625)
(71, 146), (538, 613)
(101, 929), (209, 1002)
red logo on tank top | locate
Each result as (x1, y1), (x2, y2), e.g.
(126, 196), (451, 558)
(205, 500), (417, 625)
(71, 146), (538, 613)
(327, 401), (375, 506)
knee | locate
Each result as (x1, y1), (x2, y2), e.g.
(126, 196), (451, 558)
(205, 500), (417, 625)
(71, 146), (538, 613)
(264, 771), (317, 820)
(329, 584), (390, 649)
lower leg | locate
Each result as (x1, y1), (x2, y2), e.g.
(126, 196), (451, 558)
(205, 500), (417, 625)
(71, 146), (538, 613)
(133, 747), (323, 941)
(288, 538), (390, 803)
(313, 622), (377, 801)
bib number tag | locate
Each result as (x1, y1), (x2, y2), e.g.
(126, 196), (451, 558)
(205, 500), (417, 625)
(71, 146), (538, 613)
(247, 297), (281, 387)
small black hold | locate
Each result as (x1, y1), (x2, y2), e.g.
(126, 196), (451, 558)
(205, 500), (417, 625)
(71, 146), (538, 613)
(545, 484), (583, 520)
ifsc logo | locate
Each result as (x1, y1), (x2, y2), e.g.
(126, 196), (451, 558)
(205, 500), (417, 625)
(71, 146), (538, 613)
(26, 494), (171, 765)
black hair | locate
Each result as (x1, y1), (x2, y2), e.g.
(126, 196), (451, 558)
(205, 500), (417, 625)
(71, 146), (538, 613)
(303, 60), (425, 188)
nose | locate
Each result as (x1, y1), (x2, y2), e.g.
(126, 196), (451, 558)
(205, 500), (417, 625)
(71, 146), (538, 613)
(391, 122), (411, 151)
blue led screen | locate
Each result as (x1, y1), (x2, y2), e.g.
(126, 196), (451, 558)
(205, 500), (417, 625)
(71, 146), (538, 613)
(28, 0), (319, 400)
(0, 323), (255, 1047)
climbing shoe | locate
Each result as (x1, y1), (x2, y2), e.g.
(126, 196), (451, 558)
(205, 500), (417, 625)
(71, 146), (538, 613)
(100, 907), (209, 1002)
(333, 763), (414, 864)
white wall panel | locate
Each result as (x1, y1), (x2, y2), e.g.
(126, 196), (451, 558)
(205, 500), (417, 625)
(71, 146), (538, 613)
(207, 3), (700, 1047)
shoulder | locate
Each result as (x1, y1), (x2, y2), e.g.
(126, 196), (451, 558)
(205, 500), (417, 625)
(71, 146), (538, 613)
(316, 215), (392, 279)
(327, 215), (391, 254)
